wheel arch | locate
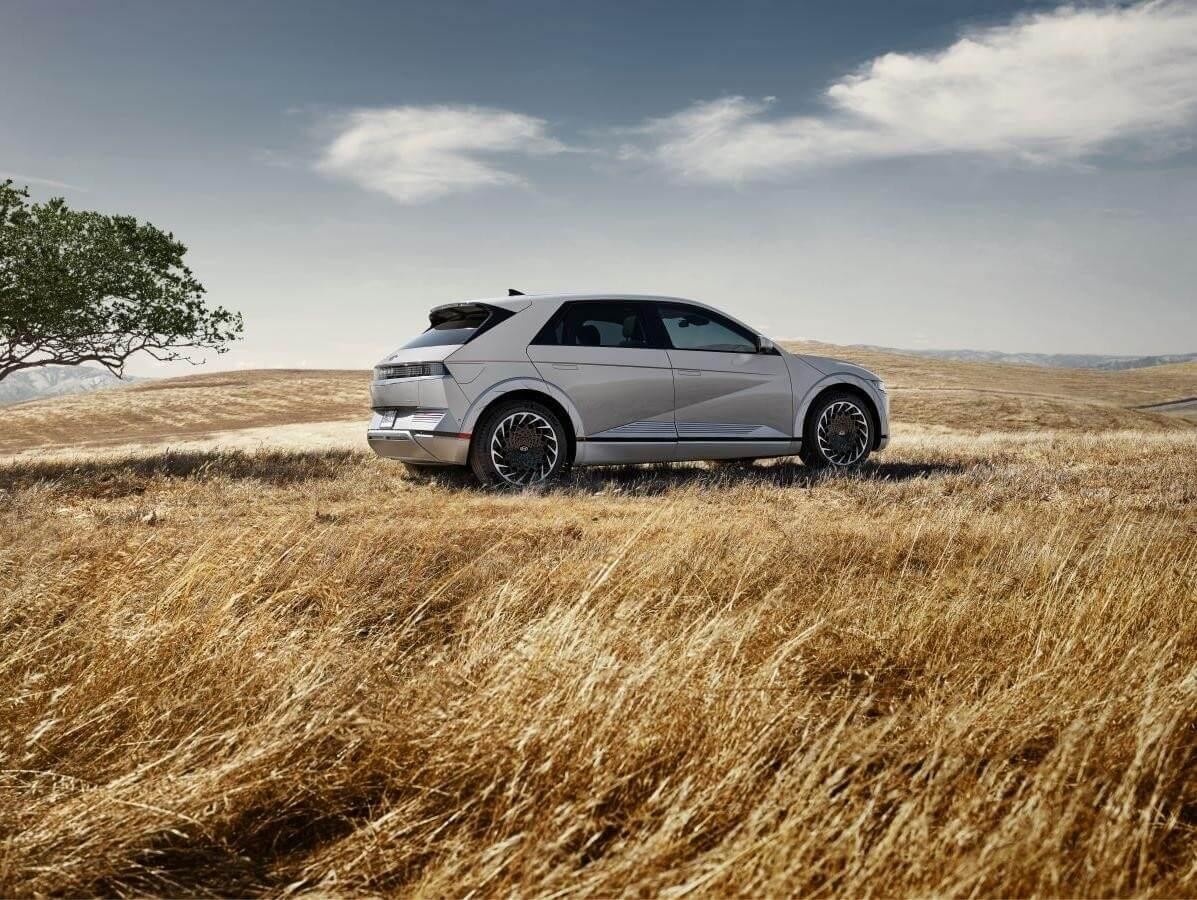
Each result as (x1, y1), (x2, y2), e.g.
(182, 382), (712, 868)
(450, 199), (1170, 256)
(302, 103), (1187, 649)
(797, 379), (883, 450)
(465, 384), (579, 463)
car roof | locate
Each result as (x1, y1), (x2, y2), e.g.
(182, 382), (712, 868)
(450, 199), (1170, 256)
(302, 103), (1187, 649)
(470, 293), (728, 314)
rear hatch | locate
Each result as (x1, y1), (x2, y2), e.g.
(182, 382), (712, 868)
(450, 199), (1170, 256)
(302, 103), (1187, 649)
(375, 302), (512, 367)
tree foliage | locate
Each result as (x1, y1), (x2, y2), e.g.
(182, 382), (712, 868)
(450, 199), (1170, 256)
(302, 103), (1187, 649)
(0, 180), (242, 381)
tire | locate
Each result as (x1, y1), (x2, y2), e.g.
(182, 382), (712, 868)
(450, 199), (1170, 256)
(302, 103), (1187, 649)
(800, 391), (875, 469)
(469, 399), (570, 488)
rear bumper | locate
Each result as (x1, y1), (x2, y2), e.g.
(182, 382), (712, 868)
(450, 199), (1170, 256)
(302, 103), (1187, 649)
(367, 430), (469, 465)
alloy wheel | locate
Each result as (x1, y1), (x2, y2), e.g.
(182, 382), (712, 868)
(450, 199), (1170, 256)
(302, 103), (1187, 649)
(489, 411), (560, 486)
(816, 400), (871, 467)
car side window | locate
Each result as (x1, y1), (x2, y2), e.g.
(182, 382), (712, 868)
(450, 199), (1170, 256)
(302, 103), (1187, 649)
(657, 304), (758, 353)
(532, 301), (655, 348)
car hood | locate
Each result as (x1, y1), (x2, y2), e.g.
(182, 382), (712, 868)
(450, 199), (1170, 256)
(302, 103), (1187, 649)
(798, 353), (881, 382)
(373, 344), (460, 368)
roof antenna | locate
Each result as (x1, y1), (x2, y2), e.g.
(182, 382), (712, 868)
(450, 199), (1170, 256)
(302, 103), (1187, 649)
(508, 288), (525, 296)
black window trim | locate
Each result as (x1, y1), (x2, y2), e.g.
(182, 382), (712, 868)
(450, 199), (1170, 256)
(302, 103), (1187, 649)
(654, 301), (763, 355)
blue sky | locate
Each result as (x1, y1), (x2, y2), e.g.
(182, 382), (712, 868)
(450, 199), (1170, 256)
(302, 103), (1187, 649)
(3, 0), (1196, 372)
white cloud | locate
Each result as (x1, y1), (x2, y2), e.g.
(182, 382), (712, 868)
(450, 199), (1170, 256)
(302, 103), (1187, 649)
(626, 1), (1197, 182)
(316, 105), (568, 203)
(0, 172), (85, 192)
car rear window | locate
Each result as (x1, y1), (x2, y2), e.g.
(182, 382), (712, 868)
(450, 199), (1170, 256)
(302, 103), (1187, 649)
(531, 301), (654, 348)
(401, 303), (511, 349)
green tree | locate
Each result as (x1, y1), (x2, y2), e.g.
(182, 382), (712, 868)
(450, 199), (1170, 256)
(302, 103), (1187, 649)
(0, 180), (242, 382)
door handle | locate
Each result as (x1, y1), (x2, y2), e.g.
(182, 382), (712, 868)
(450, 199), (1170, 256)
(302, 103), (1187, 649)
(551, 363), (579, 370)
(676, 368), (701, 376)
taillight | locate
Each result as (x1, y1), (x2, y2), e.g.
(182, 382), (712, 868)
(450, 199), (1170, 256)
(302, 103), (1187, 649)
(375, 362), (448, 380)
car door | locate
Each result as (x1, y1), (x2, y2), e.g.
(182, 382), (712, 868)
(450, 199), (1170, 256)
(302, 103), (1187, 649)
(656, 302), (795, 460)
(527, 300), (676, 462)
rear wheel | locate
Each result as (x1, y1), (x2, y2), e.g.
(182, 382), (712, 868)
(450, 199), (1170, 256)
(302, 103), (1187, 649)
(800, 392), (874, 469)
(470, 400), (569, 488)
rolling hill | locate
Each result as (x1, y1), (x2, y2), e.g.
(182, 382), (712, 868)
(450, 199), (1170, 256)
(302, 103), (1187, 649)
(0, 344), (1192, 460)
(853, 345), (1197, 370)
(0, 365), (143, 406)
(0, 369), (367, 458)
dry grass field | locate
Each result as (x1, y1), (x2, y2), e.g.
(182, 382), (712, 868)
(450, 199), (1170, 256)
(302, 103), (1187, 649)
(1, 347), (1195, 896)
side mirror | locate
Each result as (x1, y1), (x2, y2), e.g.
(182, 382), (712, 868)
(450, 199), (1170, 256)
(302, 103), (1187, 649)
(757, 336), (776, 354)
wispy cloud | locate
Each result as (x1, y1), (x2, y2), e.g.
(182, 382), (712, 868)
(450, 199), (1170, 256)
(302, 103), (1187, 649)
(621, 1), (1197, 182)
(0, 172), (85, 192)
(315, 105), (568, 203)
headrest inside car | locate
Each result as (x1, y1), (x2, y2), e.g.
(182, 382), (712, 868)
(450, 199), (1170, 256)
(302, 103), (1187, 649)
(577, 323), (601, 346)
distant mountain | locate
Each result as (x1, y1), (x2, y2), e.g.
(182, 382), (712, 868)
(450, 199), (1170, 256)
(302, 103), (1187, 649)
(854, 347), (1197, 371)
(0, 365), (144, 406)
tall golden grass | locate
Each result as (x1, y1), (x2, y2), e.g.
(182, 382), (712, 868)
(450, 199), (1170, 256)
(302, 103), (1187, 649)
(1, 423), (1195, 895)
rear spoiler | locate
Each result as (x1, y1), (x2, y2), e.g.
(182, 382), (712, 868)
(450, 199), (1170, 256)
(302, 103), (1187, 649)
(424, 302), (516, 342)
(427, 302), (493, 327)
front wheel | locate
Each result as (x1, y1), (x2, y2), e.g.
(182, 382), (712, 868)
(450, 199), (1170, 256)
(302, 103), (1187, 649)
(469, 400), (570, 488)
(800, 392), (874, 469)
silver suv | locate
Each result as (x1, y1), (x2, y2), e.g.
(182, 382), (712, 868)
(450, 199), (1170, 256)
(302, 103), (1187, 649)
(368, 293), (888, 486)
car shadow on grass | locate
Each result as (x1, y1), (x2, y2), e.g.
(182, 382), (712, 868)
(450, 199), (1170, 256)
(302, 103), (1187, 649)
(402, 456), (971, 494)
(554, 458), (968, 495)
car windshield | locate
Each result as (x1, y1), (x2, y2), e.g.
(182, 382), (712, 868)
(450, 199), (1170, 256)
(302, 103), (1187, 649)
(402, 305), (492, 349)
